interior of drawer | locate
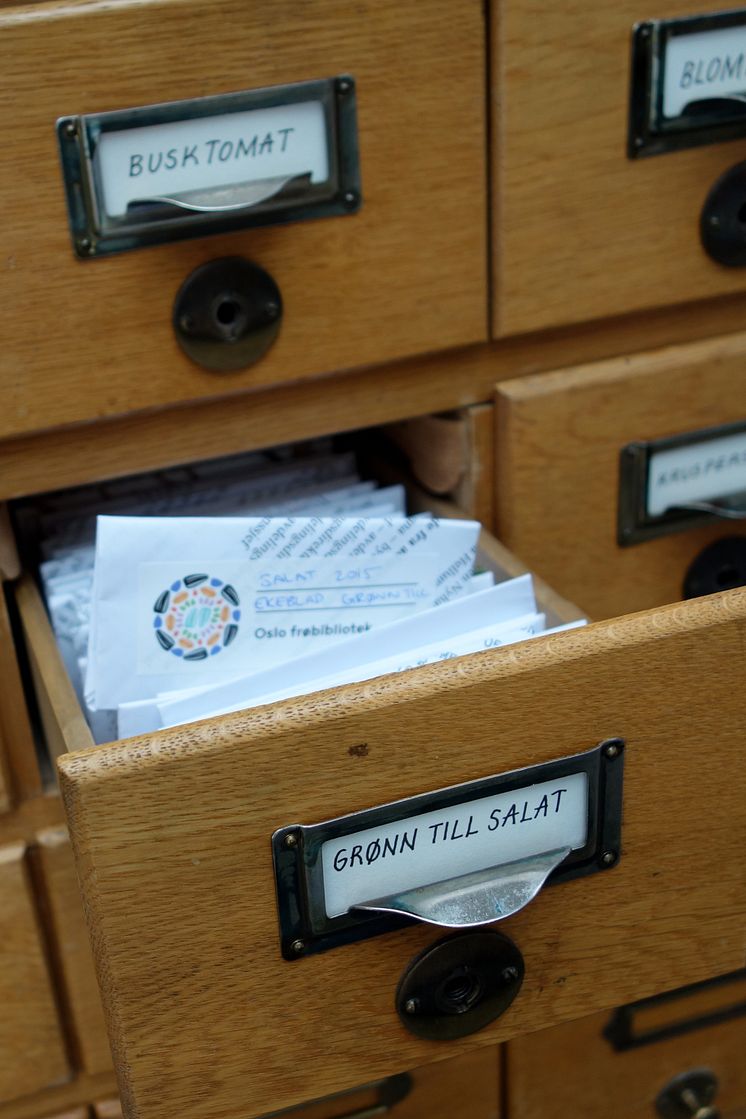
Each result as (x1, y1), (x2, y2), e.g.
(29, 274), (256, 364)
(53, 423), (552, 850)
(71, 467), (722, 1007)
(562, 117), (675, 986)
(4, 412), (584, 780)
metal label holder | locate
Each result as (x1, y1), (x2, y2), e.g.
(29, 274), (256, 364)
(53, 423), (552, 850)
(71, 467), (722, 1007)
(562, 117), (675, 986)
(272, 740), (624, 960)
(629, 10), (746, 158)
(57, 76), (361, 258)
(618, 420), (746, 546)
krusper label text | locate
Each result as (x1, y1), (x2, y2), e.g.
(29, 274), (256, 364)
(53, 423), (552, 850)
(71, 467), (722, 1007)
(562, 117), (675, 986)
(663, 25), (746, 118)
(96, 99), (329, 218)
(321, 772), (588, 918)
(646, 429), (746, 516)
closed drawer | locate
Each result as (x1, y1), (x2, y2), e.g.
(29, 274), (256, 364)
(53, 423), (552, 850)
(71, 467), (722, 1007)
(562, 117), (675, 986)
(29, 517), (744, 1119)
(0, 0), (486, 440)
(506, 972), (746, 1118)
(34, 827), (112, 1076)
(492, 0), (746, 336)
(495, 333), (746, 618)
(94, 1049), (500, 1119)
(0, 842), (69, 1103)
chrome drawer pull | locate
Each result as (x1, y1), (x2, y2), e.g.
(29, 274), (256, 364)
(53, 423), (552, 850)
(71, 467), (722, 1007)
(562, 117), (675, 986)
(353, 846), (570, 928)
(669, 499), (746, 521)
(128, 171), (311, 214)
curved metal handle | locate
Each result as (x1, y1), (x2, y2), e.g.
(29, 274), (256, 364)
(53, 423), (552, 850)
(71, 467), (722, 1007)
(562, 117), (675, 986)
(352, 847), (570, 928)
(668, 499), (746, 520)
(682, 93), (746, 116)
(128, 171), (312, 214)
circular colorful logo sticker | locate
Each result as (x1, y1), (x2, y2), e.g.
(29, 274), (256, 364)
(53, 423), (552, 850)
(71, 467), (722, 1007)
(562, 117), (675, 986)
(153, 574), (240, 661)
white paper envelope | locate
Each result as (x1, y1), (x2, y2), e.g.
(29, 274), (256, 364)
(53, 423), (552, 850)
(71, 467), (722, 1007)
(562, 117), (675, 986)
(165, 611), (547, 724)
(155, 574), (535, 729)
(90, 514), (480, 709)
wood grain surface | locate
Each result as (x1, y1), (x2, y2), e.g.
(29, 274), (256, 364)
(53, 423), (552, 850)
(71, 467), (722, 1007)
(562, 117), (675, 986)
(384, 406), (497, 531)
(0, 0), (486, 439)
(34, 827), (112, 1076)
(255, 1049), (499, 1119)
(8, 288), (746, 499)
(0, 746), (10, 816)
(88, 1048), (499, 1119)
(59, 588), (746, 1119)
(0, 1074), (117, 1119)
(492, 0), (746, 335)
(92, 1101), (122, 1119)
(0, 842), (69, 1104)
(506, 996), (746, 1118)
(494, 332), (746, 618)
(454, 403), (496, 531)
(16, 577), (94, 759)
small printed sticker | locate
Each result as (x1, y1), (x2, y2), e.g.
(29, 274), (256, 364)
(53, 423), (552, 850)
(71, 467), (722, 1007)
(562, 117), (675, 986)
(152, 574), (241, 661)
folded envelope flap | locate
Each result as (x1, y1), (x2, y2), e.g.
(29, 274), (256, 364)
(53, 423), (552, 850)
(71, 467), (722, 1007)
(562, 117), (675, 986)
(58, 589), (746, 1119)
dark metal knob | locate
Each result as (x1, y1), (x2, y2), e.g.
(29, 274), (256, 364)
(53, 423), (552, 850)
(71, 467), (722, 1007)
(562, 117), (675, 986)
(701, 160), (746, 266)
(656, 1069), (720, 1119)
(683, 536), (746, 599)
(173, 256), (282, 372)
(395, 930), (524, 1041)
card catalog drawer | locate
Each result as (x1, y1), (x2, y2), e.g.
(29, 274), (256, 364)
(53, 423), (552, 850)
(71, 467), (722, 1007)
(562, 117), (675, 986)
(49, 563), (746, 1119)
(0, 0), (486, 439)
(506, 972), (746, 1118)
(34, 828), (112, 1076)
(0, 842), (69, 1103)
(495, 333), (746, 618)
(90, 1049), (500, 1119)
(492, 0), (746, 336)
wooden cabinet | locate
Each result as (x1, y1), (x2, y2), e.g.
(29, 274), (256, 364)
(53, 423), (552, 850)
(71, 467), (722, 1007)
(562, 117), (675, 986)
(0, 0), (487, 440)
(0, 3), (744, 1117)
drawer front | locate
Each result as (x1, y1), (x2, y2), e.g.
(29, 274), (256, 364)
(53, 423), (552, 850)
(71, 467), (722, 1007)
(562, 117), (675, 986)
(90, 1050), (500, 1119)
(495, 334), (746, 618)
(0, 0), (486, 439)
(58, 588), (746, 1119)
(0, 842), (69, 1103)
(506, 977), (746, 1118)
(293, 1051), (499, 1119)
(492, 0), (746, 336)
(35, 828), (112, 1076)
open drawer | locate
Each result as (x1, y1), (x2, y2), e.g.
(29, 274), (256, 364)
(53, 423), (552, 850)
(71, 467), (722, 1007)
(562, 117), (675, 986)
(17, 546), (746, 1115)
(8, 440), (745, 1119)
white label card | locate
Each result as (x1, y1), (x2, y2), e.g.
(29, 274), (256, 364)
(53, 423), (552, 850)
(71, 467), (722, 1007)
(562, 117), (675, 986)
(646, 429), (746, 516)
(96, 100), (329, 218)
(663, 25), (746, 118)
(321, 772), (588, 918)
